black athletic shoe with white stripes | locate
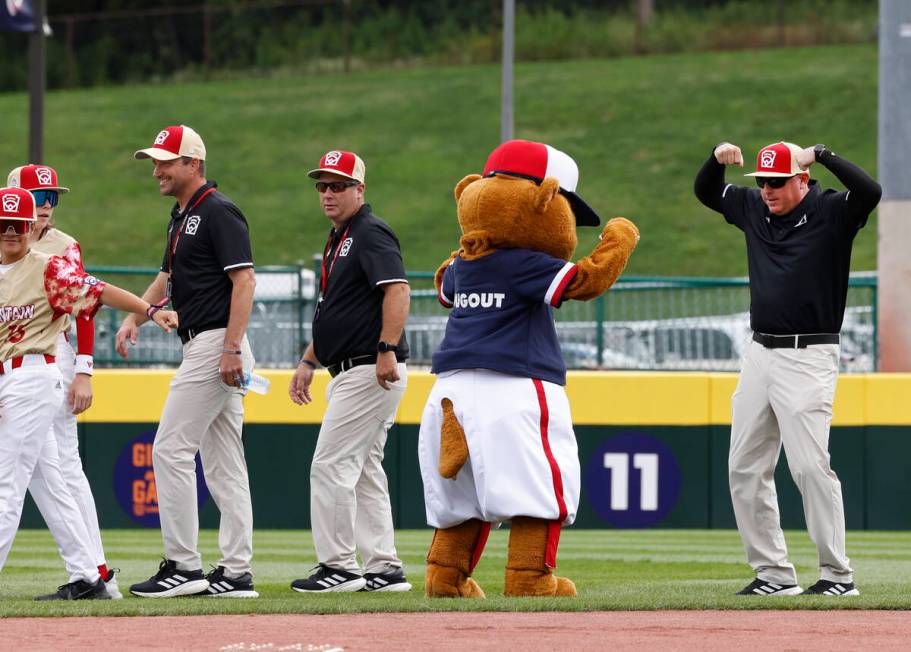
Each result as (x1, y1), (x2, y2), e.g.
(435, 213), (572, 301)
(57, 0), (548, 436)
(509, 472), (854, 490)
(360, 567), (413, 592)
(802, 579), (860, 596)
(291, 564), (367, 593)
(196, 565), (259, 598)
(735, 578), (803, 596)
(129, 559), (209, 598)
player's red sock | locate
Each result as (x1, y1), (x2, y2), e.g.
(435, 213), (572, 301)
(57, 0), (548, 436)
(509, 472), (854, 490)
(98, 564), (110, 581)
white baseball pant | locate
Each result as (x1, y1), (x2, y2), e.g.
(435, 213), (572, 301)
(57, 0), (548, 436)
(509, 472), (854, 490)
(28, 333), (109, 572)
(0, 359), (100, 583)
(729, 340), (853, 585)
(419, 369), (580, 529)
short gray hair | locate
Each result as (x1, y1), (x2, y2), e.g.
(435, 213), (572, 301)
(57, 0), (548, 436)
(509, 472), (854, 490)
(181, 156), (206, 178)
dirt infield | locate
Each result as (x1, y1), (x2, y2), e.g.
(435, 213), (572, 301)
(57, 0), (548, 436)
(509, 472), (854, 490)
(4, 610), (910, 651)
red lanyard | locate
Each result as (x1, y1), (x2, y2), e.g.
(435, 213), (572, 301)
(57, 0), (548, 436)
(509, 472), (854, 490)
(319, 223), (351, 297)
(168, 187), (216, 272)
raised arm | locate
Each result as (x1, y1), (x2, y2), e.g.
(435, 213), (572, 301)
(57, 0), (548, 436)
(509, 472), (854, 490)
(694, 142), (743, 213)
(798, 145), (882, 220)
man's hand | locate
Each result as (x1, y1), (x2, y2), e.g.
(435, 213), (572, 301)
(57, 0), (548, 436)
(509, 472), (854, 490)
(376, 351), (400, 390)
(795, 146), (816, 170)
(220, 352), (244, 388)
(115, 316), (139, 359)
(150, 309), (179, 333)
(714, 142), (744, 167)
(289, 362), (314, 405)
(69, 373), (93, 415)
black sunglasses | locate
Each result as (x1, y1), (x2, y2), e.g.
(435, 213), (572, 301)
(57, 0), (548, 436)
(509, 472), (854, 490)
(315, 181), (358, 194)
(755, 176), (792, 189)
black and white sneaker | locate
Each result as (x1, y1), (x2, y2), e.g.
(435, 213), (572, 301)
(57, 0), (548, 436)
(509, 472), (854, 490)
(802, 579), (860, 596)
(291, 564), (367, 593)
(129, 559), (209, 598)
(360, 568), (413, 592)
(197, 565), (259, 598)
(35, 578), (111, 601)
(735, 578), (803, 596)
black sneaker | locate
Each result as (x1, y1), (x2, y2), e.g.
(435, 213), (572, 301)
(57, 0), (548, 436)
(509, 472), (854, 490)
(129, 559), (209, 598)
(35, 578), (111, 601)
(360, 567), (413, 593)
(197, 565), (259, 598)
(735, 578), (803, 596)
(291, 564), (366, 593)
(802, 579), (860, 596)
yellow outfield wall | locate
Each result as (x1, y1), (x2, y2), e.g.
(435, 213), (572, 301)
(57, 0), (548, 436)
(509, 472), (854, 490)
(80, 370), (911, 426)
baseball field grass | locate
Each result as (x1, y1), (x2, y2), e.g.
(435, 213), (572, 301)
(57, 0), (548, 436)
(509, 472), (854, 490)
(0, 43), (878, 276)
(1, 528), (909, 616)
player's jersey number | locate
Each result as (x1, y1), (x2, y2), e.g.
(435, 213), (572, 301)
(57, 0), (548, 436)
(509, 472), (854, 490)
(5, 324), (26, 344)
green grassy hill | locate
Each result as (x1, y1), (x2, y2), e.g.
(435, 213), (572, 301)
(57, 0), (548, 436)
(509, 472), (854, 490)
(0, 43), (878, 275)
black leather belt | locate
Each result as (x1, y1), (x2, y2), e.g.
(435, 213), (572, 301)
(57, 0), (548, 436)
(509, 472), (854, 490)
(326, 354), (377, 378)
(178, 322), (227, 345)
(753, 332), (839, 349)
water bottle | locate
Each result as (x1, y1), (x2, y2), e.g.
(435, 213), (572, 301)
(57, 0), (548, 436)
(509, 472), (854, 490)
(243, 372), (271, 395)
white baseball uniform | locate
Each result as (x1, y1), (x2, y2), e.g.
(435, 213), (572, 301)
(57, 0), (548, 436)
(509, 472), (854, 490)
(26, 230), (112, 581)
(0, 250), (104, 584)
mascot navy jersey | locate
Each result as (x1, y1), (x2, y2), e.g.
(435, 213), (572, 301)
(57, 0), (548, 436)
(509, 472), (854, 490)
(432, 249), (578, 386)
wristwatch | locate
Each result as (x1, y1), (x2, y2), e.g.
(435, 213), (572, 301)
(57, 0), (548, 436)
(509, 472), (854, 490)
(813, 143), (827, 161)
(377, 341), (398, 354)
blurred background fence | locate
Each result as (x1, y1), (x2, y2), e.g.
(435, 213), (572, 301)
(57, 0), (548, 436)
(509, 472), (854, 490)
(89, 266), (878, 373)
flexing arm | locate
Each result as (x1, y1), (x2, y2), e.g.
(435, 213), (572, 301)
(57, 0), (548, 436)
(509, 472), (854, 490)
(694, 143), (743, 213)
(563, 217), (639, 302)
(376, 281), (410, 390)
(219, 267), (256, 387)
(813, 147), (882, 218)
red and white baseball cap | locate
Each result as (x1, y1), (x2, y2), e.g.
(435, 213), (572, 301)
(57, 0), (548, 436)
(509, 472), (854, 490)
(308, 150), (366, 183)
(0, 187), (37, 221)
(7, 164), (70, 193)
(744, 142), (806, 178)
(134, 125), (207, 161)
(482, 139), (600, 226)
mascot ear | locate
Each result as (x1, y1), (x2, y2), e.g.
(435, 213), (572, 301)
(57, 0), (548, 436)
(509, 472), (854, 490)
(534, 177), (561, 213)
(454, 174), (482, 201)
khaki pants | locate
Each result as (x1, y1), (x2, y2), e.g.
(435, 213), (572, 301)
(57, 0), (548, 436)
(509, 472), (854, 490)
(152, 328), (255, 577)
(310, 363), (406, 573)
(729, 339), (852, 584)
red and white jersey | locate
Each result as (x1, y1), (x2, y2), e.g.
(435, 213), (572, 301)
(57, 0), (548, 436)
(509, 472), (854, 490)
(30, 228), (83, 332)
(0, 251), (105, 361)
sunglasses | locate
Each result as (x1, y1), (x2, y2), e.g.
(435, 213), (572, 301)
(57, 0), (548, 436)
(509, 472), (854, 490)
(755, 176), (792, 189)
(31, 190), (59, 207)
(0, 219), (32, 236)
(315, 181), (358, 194)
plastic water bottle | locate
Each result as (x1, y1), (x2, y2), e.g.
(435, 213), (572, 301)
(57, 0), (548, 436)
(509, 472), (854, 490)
(243, 372), (271, 395)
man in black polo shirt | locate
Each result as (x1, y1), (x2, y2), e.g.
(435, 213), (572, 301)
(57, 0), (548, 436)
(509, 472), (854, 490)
(115, 125), (259, 598)
(288, 150), (412, 593)
(695, 140), (881, 598)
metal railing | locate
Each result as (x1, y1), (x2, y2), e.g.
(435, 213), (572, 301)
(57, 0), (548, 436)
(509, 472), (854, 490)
(88, 266), (879, 373)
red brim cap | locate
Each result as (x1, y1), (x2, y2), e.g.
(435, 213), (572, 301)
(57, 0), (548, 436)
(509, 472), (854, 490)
(483, 140), (601, 227)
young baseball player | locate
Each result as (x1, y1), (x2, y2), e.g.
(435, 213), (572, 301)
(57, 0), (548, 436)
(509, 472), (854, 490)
(0, 187), (178, 600)
(7, 164), (121, 598)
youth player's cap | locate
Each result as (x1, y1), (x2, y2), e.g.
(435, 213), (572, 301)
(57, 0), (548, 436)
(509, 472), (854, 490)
(134, 125), (207, 161)
(482, 139), (600, 226)
(7, 164), (70, 193)
(308, 150), (366, 183)
(0, 187), (38, 221)
(744, 142), (807, 177)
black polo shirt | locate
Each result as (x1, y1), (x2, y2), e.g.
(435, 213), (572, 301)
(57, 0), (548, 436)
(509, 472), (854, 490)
(159, 181), (254, 332)
(694, 152), (880, 334)
(311, 203), (409, 365)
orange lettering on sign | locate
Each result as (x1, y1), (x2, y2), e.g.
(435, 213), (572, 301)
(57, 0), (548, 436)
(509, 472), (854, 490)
(132, 442), (153, 467)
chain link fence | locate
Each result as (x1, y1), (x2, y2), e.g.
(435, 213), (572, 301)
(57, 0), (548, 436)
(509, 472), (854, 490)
(89, 266), (878, 373)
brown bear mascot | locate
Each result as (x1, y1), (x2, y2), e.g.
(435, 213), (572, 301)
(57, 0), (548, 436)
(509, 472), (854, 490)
(418, 139), (639, 597)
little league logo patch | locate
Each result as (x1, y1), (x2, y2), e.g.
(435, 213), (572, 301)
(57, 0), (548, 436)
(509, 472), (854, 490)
(324, 150), (343, 166)
(35, 167), (54, 186)
(185, 215), (201, 235)
(2, 193), (21, 213)
(82, 275), (101, 287)
(339, 237), (353, 256)
(114, 430), (210, 527)
(154, 130), (170, 146)
(760, 149), (777, 169)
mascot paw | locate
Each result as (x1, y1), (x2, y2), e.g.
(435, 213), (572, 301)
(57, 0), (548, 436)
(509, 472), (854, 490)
(503, 569), (577, 597)
(425, 563), (486, 598)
